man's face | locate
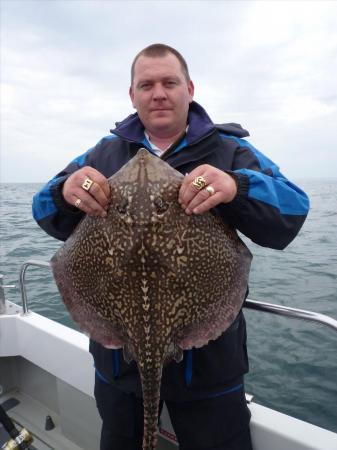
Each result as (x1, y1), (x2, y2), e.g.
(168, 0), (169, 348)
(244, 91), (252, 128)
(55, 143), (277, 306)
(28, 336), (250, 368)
(129, 53), (194, 138)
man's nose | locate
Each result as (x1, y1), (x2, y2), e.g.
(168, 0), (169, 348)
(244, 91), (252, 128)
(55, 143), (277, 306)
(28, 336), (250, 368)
(152, 83), (167, 100)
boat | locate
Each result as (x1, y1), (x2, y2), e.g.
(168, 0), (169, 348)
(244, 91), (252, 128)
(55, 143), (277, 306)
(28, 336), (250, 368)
(1, 260), (337, 450)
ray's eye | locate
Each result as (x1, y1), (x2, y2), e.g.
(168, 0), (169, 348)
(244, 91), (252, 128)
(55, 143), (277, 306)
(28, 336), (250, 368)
(116, 198), (128, 214)
(154, 197), (169, 215)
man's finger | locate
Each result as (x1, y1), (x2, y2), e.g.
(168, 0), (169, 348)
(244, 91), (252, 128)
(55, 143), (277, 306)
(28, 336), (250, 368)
(72, 190), (107, 217)
(183, 191), (224, 215)
(179, 165), (208, 202)
(83, 180), (110, 210)
(82, 167), (111, 200)
(179, 169), (212, 208)
(63, 167), (110, 212)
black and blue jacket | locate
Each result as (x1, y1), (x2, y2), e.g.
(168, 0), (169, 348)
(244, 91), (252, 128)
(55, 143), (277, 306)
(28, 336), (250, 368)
(32, 101), (309, 401)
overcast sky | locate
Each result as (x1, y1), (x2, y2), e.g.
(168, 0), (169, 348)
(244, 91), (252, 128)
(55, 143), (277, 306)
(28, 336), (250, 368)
(1, 0), (337, 183)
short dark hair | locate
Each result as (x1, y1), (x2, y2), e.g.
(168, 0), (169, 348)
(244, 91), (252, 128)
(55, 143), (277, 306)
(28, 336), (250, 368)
(131, 44), (190, 84)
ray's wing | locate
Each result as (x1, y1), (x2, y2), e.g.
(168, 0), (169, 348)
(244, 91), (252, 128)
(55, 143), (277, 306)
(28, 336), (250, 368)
(172, 216), (253, 351)
(51, 216), (127, 348)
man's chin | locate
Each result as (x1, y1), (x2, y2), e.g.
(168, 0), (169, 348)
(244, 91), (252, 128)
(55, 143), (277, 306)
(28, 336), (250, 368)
(150, 118), (174, 132)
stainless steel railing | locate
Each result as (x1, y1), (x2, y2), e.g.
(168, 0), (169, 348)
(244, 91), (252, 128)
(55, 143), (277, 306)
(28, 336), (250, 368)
(19, 259), (51, 314)
(244, 299), (337, 332)
(1, 259), (337, 333)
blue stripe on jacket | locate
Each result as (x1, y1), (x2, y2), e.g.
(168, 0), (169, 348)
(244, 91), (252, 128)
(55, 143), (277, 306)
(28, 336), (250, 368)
(32, 178), (60, 222)
(32, 149), (91, 222)
(236, 168), (309, 215)
(184, 350), (193, 386)
(32, 135), (119, 222)
(70, 135), (118, 166)
(220, 134), (309, 215)
(220, 134), (274, 170)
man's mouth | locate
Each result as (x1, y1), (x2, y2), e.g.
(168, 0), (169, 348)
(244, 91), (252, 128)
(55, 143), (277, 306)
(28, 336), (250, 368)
(150, 108), (172, 112)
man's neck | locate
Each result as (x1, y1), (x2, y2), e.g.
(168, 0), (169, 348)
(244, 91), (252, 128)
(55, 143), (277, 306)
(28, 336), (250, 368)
(145, 128), (186, 151)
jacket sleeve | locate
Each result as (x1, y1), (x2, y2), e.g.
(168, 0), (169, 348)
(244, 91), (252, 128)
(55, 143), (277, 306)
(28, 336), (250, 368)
(218, 136), (310, 250)
(32, 147), (94, 241)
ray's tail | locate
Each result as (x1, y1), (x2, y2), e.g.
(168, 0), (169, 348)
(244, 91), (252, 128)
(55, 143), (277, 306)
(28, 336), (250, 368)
(139, 366), (163, 450)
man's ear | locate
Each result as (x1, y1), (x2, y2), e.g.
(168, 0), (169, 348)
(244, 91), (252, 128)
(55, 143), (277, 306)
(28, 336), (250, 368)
(188, 80), (195, 103)
(129, 86), (136, 108)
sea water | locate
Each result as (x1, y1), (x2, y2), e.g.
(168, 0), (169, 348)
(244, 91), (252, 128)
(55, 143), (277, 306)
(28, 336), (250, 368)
(0, 179), (336, 433)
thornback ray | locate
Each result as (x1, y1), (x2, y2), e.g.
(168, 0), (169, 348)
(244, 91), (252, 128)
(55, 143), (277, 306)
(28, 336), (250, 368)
(51, 148), (252, 450)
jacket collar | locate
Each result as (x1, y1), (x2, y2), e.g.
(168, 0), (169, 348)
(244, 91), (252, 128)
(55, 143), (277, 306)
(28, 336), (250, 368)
(111, 101), (215, 145)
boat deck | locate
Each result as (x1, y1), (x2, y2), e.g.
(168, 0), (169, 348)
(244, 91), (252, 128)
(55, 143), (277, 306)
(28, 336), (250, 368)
(1, 389), (79, 450)
(0, 387), (174, 450)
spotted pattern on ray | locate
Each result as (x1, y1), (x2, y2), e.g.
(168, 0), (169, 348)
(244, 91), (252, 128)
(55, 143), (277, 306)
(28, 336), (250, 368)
(51, 148), (252, 450)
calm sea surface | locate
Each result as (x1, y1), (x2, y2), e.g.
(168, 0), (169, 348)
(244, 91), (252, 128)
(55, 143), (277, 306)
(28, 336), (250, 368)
(0, 179), (336, 433)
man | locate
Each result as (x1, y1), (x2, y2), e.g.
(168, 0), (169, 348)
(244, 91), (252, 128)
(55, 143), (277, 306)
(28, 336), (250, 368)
(33, 44), (309, 450)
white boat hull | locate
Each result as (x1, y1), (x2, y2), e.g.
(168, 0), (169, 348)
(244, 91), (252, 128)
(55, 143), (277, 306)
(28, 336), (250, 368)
(1, 303), (336, 450)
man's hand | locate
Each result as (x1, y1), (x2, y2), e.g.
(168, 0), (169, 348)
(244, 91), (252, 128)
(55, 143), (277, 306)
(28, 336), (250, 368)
(62, 167), (110, 217)
(178, 165), (237, 214)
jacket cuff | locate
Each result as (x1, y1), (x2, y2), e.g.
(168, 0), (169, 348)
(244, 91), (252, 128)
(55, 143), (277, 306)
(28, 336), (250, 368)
(50, 176), (83, 216)
(225, 171), (249, 205)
